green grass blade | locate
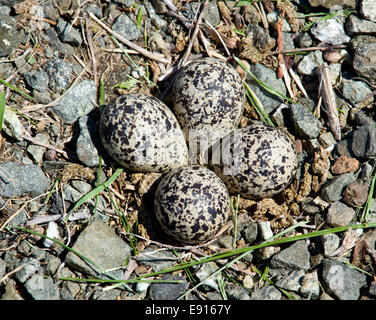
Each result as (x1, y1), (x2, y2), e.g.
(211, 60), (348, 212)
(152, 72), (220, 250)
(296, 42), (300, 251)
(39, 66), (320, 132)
(64, 168), (123, 222)
(0, 78), (34, 101)
(0, 91), (5, 133)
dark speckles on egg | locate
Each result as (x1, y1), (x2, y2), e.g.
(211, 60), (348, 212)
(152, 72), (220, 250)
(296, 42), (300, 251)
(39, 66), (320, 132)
(99, 93), (188, 173)
(171, 57), (245, 146)
(211, 124), (298, 199)
(155, 165), (230, 245)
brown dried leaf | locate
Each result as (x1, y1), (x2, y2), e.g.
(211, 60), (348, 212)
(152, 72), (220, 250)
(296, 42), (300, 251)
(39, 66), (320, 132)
(218, 2), (233, 25)
(297, 162), (312, 201)
(311, 146), (331, 193)
(352, 239), (367, 268)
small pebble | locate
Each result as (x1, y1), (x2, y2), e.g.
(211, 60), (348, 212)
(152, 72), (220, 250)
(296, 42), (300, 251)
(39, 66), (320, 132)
(326, 201), (356, 227)
(342, 180), (369, 207)
(331, 155), (359, 175)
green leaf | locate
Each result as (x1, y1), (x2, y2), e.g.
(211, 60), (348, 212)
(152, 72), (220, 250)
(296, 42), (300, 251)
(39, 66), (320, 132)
(137, 6), (143, 30)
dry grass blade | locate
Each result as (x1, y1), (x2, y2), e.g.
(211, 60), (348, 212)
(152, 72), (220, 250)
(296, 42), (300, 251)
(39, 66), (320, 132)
(88, 12), (170, 65)
(317, 63), (341, 141)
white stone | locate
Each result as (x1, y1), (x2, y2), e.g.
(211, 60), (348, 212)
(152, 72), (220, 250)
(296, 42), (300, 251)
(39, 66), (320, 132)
(311, 18), (350, 45)
(360, 0), (376, 22)
(43, 222), (60, 248)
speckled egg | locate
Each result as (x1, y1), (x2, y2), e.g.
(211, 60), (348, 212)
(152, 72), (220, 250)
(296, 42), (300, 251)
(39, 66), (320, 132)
(171, 57), (245, 145)
(154, 165), (230, 244)
(211, 124), (298, 199)
(100, 94), (188, 173)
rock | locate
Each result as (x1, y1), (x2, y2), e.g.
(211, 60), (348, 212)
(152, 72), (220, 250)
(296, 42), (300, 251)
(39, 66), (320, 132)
(51, 80), (96, 124)
(0, 15), (21, 57)
(24, 275), (60, 300)
(65, 218), (132, 276)
(149, 274), (189, 300)
(267, 11), (292, 32)
(311, 18), (350, 45)
(320, 173), (357, 202)
(2, 107), (25, 141)
(0, 279), (23, 300)
(0, 258), (5, 279)
(270, 240), (310, 271)
(217, 235), (233, 249)
(114, 0), (134, 6)
(23, 70), (49, 92)
(250, 285), (282, 300)
(258, 221), (273, 241)
(308, 0), (356, 9)
(92, 288), (122, 300)
(300, 271), (320, 299)
(58, 267), (82, 299)
(76, 116), (101, 167)
(295, 32), (313, 48)
(63, 184), (83, 204)
(290, 103), (322, 139)
(369, 281), (376, 296)
(275, 270), (305, 292)
(297, 50), (324, 76)
(70, 180), (92, 194)
(15, 258), (40, 283)
(26, 133), (49, 164)
(342, 80), (373, 108)
(144, 1), (167, 30)
(56, 18), (83, 46)
(346, 14), (376, 35)
(112, 14), (142, 41)
(195, 261), (222, 292)
(242, 275), (254, 290)
(245, 64), (286, 113)
(184, 1), (220, 27)
(331, 155), (359, 175)
(242, 3), (261, 24)
(134, 247), (177, 272)
(321, 233), (340, 256)
(0, 162), (50, 198)
(318, 132), (337, 149)
(43, 221), (60, 248)
(326, 201), (356, 227)
(342, 180), (369, 207)
(353, 43), (376, 82)
(351, 125), (376, 159)
(360, 0), (376, 22)
(45, 59), (73, 93)
(322, 259), (367, 300)
(225, 282), (251, 300)
(353, 109), (376, 127)
(241, 222), (258, 244)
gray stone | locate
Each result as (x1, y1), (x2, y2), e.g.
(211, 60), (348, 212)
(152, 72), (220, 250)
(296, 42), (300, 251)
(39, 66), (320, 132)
(56, 18), (83, 46)
(134, 248), (177, 273)
(0, 258), (5, 279)
(353, 109), (376, 127)
(245, 64), (287, 114)
(2, 107), (25, 141)
(353, 43), (376, 82)
(275, 270), (305, 292)
(297, 50), (324, 76)
(0, 5), (10, 15)
(59, 267), (82, 298)
(0, 279), (23, 300)
(184, 1), (220, 27)
(65, 218), (132, 276)
(342, 80), (373, 108)
(241, 223), (258, 244)
(258, 221), (273, 241)
(319, 132), (337, 149)
(114, 0), (134, 6)
(0, 162), (50, 198)
(26, 133), (49, 164)
(45, 59), (73, 93)
(217, 235), (233, 249)
(112, 14), (141, 41)
(71, 180), (92, 194)
(320, 173), (357, 203)
(24, 275), (60, 300)
(346, 14), (376, 35)
(149, 274), (188, 300)
(62, 184), (82, 203)
(351, 125), (376, 159)
(369, 281), (376, 296)
(24, 70), (49, 92)
(295, 32), (313, 48)
(250, 285), (282, 300)
(144, 1), (167, 30)
(311, 18), (350, 45)
(0, 15), (21, 57)
(300, 271), (320, 299)
(290, 103), (322, 139)
(51, 80), (96, 124)
(85, 4), (103, 18)
(360, 0), (376, 22)
(76, 116), (101, 167)
(321, 233), (341, 255)
(308, 0), (356, 9)
(15, 258), (40, 283)
(225, 282), (251, 300)
(322, 259), (367, 300)
(267, 11), (291, 32)
(92, 288), (122, 300)
(270, 240), (310, 271)
(44, 253), (61, 276)
(195, 261), (221, 292)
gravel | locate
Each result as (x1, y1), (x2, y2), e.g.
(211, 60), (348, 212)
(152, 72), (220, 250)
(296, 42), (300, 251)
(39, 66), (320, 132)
(270, 240), (311, 271)
(326, 201), (356, 227)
